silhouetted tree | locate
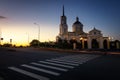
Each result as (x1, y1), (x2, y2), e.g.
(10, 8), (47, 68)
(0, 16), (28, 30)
(30, 39), (40, 47)
(3, 43), (12, 47)
(55, 38), (73, 49)
(70, 39), (77, 44)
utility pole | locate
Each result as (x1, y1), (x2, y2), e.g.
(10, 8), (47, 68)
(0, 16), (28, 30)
(34, 23), (40, 46)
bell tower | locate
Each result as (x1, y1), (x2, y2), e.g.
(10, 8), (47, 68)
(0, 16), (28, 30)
(59, 6), (68, 35)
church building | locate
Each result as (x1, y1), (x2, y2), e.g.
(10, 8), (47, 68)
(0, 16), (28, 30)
(56, 6), (110, 49)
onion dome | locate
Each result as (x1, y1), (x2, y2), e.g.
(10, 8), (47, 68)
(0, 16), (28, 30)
(73, 17), (83, 26)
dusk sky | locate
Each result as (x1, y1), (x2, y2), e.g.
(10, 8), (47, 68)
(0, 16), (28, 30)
(0, 0), (120, 46)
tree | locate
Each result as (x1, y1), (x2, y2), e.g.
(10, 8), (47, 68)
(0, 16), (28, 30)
(30, 39), (40, 47)
(3, 43), (12, 47)
(55, 38), (73, 49)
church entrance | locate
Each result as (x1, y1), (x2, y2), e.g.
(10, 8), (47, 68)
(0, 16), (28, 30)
(91, 39), (99, 49)
(84, 40), (88, 49)
(103, 40), (108, 49)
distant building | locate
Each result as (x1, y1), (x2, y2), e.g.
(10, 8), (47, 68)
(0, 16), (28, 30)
(56, 6), (110, 49)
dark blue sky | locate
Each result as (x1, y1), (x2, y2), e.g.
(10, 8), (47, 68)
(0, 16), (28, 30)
(0, 0), (120, 44)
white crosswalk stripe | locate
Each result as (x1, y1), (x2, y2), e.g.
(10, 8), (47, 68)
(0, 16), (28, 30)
(8, 67), (50, 80)
(8, 54), (101, 80)
(55, 58), (82, 62)
(46, 59), (79, 66)
(21, 64), (60, 76)
(39, 61), (74, 69)
(50, 55), (100, 64)
(50, 58), (83, 64)
(31, 62), (68, 72)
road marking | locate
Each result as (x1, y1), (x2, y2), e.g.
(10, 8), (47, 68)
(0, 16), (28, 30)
(8, 67), (50, 80)
(46, 59), (79, 66)
(39, 61), (74, 69)
(8, 54), (101, 80)
(50, 55), (100, 64)
(56, 54), (87, 59)
(51, 56), (89, 62)
(50, 59), (83, 64)
(31, 62), (68, 72)
(53, 55), (90, 61)
(21, 64), (60, 76)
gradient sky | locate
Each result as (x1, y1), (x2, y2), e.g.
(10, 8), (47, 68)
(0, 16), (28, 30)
(0, 0), (120, 46)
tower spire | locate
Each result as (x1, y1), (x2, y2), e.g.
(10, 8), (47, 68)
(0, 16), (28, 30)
(63, 5), (65, 16)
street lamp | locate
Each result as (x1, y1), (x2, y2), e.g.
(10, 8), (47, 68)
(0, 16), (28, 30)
(34, 23), (40, 46)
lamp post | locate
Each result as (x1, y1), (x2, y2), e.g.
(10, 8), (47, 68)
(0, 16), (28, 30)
(34, 23), (40, 46)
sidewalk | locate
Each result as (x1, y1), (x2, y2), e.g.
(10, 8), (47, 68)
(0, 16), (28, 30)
(107, 52), (120, 55)
(35, 47), (120, 55)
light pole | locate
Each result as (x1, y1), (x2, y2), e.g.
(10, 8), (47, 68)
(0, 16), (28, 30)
(34, 23), (40, 46)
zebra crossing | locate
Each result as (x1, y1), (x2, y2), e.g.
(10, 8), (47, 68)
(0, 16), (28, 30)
(8, 54), (101, 80)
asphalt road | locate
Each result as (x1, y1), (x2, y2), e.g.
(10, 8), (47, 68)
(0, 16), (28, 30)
(0, 48), (120, 80)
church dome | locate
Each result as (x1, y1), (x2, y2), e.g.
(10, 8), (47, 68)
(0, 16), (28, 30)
(73, 17), (83, 26)
(72, 17), (84, 34)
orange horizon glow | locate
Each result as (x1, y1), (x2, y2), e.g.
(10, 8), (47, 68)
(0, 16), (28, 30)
(0, 23), (57, 46)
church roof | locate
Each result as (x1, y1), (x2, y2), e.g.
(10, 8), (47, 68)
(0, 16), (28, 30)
(89, 27), (101, 33)
(93, 27), (101, 32)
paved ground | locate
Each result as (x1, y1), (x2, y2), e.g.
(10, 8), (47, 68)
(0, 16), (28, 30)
(0, 47), (120, 80)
